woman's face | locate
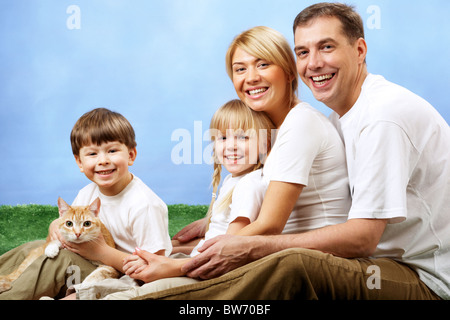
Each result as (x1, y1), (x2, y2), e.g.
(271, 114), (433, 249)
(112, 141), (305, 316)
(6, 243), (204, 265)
(231, 47), (290, 124)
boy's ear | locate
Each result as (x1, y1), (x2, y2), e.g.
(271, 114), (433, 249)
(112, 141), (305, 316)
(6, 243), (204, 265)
(74, 155), (84, 172)
(128, 147), (137, 166)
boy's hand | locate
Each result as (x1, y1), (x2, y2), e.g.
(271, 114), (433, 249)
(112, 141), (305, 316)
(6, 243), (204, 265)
(123, 253), (147, 275)
(64, 232), (109, 261)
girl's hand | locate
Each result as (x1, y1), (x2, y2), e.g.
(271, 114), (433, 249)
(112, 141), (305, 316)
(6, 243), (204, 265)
(123, 253), (147, 275)
(125, 249), (185, 283)
(172, 218), (207, 243)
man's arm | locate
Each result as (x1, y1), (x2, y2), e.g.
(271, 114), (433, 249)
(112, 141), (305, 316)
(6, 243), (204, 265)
(182, 218), (388, 279)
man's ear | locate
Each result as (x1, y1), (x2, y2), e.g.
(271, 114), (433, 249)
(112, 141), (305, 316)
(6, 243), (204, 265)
(74, 155), (84, 172)
(356, 37), (368, 64)
(128, 147), (137, 166)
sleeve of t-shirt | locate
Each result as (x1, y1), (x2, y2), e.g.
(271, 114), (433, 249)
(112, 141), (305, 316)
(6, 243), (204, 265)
(268, 109), (326, 186)
(349, 121), (412, 223)
(129, 202), (172, 256)
(229, 173), (267, 223)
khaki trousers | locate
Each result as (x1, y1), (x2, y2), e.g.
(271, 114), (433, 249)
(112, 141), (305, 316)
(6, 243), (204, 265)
(134, 248), (441, 300)
(0, 240), (97, 300)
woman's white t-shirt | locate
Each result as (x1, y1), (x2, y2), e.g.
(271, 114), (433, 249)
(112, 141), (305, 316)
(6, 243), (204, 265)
(263, 102), (351, 233)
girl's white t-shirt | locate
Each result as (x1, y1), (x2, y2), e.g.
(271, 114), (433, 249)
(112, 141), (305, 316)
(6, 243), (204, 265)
(72, 175), (172, 256)
(191, 170), (266, 256)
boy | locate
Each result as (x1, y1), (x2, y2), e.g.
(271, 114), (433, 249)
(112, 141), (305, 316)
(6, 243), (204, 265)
(58, 108), (172, 299)
(0, 108), (171, 300)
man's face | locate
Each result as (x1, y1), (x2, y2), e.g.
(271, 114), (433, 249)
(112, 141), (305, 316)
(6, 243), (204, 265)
(294, 16), (367, 115)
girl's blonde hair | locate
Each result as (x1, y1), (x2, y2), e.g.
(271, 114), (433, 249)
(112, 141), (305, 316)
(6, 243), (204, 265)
(225, 26), (299, 108)
(205, 99), (275, 226)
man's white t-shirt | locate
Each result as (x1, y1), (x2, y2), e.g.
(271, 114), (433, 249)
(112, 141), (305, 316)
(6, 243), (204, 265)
(329, 74), (450, 299)
(72, 175), (172, 256)
(263, 102), (351, 233)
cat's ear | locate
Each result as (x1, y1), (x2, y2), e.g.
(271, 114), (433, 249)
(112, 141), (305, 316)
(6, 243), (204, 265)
(89, 197), (101, 217)
(57, 197), (71, 217)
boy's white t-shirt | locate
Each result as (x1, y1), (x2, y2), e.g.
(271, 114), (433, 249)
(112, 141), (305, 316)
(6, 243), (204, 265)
(72, 175), (172, 256)
(191, 169), (267, 256)
(262, 102), (351, 233)
(329, 73), (450, 299)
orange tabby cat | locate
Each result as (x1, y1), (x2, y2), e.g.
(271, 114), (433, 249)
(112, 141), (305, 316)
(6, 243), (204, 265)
(0, 197), (120, 294)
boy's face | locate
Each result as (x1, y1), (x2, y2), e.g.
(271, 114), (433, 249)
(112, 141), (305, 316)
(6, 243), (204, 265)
(75, 141), (137, 196)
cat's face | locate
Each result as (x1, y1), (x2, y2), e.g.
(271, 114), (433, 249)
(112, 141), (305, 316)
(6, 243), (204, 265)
(57, 197), (102, 244)
(58, 208), (102, 243)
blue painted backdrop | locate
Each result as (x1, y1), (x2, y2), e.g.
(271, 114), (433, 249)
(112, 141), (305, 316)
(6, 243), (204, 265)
(0, 0), (449, 206)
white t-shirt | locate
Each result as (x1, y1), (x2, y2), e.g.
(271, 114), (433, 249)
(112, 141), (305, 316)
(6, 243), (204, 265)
(72, 175), (172, 256)
(329, 74), (450, 299)
(191, 170), (267, 256)
(263, 102), (351, 233)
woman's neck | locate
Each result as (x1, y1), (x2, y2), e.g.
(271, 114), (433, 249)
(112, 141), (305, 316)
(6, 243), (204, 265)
(269, 97), (300, 128)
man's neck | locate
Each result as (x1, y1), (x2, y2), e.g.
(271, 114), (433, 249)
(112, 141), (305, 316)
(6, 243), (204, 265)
(333, 67), (369, 118)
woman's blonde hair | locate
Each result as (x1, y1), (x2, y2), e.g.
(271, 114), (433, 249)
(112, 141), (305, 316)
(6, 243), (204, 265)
(205, 99), (275, 226)
(225, 26), (299, 108)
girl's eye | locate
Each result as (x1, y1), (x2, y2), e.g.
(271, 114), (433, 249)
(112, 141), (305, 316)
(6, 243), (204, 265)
(83, 221), (92, 227)
(65, 221), (73, 227)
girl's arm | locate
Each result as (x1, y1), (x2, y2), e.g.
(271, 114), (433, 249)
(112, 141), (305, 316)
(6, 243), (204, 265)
(234, 181), (304, 236)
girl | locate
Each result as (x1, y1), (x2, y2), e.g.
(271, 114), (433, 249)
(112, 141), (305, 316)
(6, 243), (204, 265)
(119, 99), (275, 285)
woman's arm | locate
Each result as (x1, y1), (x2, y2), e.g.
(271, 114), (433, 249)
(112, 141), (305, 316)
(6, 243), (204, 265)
(234, 181), (304, 236)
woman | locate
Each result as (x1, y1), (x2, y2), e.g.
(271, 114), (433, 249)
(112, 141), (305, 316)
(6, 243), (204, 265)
(171, 26), (351, 275)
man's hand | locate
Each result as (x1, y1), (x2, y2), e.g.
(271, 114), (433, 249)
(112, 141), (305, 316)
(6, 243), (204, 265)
(182, 235), (262, 280)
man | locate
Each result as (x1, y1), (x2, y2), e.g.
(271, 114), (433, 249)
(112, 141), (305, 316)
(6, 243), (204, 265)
(138, 3), (449, 300)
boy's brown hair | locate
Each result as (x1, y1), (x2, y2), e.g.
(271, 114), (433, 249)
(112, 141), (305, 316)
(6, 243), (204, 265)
(70, 108), (137, 156)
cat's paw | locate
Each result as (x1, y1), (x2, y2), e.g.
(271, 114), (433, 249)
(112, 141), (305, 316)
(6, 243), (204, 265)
(0, 276), (12, 293)
(45, 241), (61, 258)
